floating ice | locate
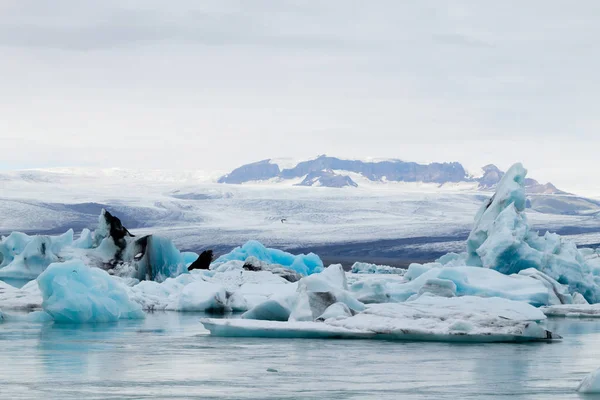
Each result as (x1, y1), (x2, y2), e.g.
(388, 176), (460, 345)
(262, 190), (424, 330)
(202, 296), (559, 342)
(541, 304), (600, 318)
(0, 209), (189, 282)
(242, 264), (364, 323)
(0, 230), (74, 280)
(578, 368), (600, 393)
(0, 232), (33, 268)
(351, 262), (406, 275)
(37, 260), (145, 323)
(350, 265), (554, 306)
(406, 163), (600, 304)
(214, 240), (324, 275)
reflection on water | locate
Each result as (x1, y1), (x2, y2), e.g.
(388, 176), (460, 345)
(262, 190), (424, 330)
(2, 314), (600, 399)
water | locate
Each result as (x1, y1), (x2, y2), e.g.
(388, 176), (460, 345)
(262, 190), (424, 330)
(2, 314), (600, 399)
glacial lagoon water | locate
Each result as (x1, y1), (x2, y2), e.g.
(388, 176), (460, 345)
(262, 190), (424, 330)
(2, 313), (600, 399)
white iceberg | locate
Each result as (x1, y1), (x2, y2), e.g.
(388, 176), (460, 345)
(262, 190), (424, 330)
(202, 296), (559, 342)
(350, 262), (406, 275)
(242, 264), (364, 322)
(540, 304), (600, 318)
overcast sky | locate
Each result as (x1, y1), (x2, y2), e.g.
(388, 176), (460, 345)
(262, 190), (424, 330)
(1, 1), (598, 193)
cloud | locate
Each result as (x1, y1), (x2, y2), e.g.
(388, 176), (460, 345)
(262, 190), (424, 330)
(0, 0), (599, 194)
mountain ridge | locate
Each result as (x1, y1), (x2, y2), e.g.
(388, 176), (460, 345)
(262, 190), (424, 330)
(218, 155), (568, 194)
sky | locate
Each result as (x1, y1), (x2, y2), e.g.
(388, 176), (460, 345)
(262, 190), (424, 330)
(1, 1), (599, 194)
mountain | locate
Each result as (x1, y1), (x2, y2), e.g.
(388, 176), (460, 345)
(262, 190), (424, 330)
(218, 156), (567, 194)
(479, 164), (569, 195)
(219, 155), (468, 187)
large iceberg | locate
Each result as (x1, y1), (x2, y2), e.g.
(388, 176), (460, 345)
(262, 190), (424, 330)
(408, 163), (600, 304)
(202, 296), (559, 342)
(213, 240), (324, 276)
(0, 209), (187, 282)
(37, 260), (145, 323)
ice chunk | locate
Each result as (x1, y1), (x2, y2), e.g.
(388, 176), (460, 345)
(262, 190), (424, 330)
(316, 302), (353, 321)
(202, 296), (559, 342)
(517, 268), (574, 305)
(0, 230), (75, 280)
(243, 265), (363, 322)
(214, 240), (324, 275)
(578, 368), (600, 393)
(73, 228), (94, 249)
(240, 256), (303, 283)
(0, 236), (59, 279)
(540, 304), (600, 318)
(169, 280), (229, 312)
(201, 318), (374, 339)
(0, 232), (32, 268)
(289, 290), (338, 321)
(350, 266), (552, 306)
(130, 235), (187, 282)
(37, 260), (145, 323)
(351, 262), (405, 275)
(242, 298), (292, 321)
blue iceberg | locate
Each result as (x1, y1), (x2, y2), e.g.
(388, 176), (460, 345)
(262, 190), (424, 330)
(214, 240), (324, 275)
(37, 260), (145, 323)
(411, 163), (600, 304)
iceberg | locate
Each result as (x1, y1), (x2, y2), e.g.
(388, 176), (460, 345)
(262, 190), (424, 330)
(408, 163), (600, 304)
(0, 209), (188, 282)
(0, 231), (33, 268)
(578, 368), (600, 393)
(0, 230), (74, 280)
(213, 240), (324, 275)
(350, 265), (555, 306)
(242, 264), (364, 322)
(202, 296), (559, 342)
(540, 304), (600, 318)
(37, 260), (145, 323)
(351, 262), (406, 275)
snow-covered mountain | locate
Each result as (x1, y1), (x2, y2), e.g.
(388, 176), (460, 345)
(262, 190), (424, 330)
(218, 155), (568, 194)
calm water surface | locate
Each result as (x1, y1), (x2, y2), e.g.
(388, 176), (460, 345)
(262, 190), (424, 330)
(1, 313), (600, 399)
